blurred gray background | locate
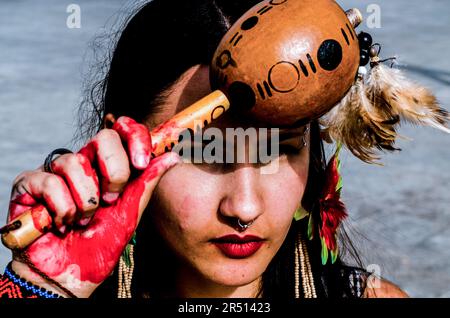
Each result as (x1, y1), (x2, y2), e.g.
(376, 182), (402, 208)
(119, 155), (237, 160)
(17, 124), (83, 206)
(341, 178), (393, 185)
(0, 0), (449, 297)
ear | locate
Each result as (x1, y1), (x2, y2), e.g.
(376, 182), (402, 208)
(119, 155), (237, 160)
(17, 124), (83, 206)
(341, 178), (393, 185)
(103, 113), (117, 129)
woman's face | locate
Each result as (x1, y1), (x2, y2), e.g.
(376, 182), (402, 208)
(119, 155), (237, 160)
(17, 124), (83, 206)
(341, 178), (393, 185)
(146, 65), (310, 295)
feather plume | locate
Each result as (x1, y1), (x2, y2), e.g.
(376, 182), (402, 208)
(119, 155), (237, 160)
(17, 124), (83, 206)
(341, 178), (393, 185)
(322, 63), (450, 164)
(321, 77), (400, 163)
(366, 63), (450, 134)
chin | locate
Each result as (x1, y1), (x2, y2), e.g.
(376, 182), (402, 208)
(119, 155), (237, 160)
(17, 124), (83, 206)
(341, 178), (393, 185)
(203, 260), (267, 287)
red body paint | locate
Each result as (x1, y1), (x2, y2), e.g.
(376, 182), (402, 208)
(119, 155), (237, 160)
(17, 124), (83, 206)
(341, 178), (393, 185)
(51, 154), (100, 211)
(26, 179), (142, 283)
(11, 192), (36, 206)
(9, 193), (37, 221)
(10, 179), (74, 226)
(150, 121), (182, 155)
(150, 120), (179, 135)
(7, 116), (177, 287)
(26, 154), (174, 284)
(78, 141), (96, 163)
(31, 205), (52, 233)
(113, 117), (152, 169)
(79, 141), (108, 181)
(79, 140), (112, 198)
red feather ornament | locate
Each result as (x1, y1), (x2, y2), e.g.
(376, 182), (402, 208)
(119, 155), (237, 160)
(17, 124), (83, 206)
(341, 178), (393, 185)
(319, 145), (348, 265)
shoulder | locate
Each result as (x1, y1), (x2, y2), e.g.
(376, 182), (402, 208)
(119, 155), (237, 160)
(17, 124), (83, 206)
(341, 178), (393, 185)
(364, 277), (409, 298)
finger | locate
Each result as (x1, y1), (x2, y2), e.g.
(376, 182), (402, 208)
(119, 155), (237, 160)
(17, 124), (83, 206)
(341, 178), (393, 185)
(8, 174), (38, 221)
(113, 117), (152, 170)
(55, 153), (182, 280)
(126, 152), (182, 221)
(79, 129), (130, 204)
(50, 153), (100, 225)
(14, 171), (76, 234)
(90, 152), (181, 242)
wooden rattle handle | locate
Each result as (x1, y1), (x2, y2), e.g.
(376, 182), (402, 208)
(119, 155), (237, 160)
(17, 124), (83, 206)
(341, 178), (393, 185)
(150, 90), (230, 157)
(1, 206), (52, 250)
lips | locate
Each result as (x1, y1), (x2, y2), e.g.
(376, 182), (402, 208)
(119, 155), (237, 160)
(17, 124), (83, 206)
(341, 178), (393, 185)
(211, 235), (265, 259)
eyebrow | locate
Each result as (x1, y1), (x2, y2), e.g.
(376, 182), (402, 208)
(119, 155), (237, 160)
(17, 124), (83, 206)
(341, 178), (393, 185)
(196, 112), (310, 143)
(279, 125), (308, 135)
(193, 127), (308, 148)
(268, 125), (310, 142)
(252, 115), (310, 128)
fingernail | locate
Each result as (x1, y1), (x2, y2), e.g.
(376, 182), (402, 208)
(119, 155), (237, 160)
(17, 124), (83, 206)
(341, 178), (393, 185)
(102, 192), (120, 204)
(58, 225), (67, 234)
(135, 153), (150, 169)
(79, 216), (92, 226)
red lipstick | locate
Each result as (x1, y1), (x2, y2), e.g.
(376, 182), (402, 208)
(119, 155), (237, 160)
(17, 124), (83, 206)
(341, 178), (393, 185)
(211, 235), (264, 259)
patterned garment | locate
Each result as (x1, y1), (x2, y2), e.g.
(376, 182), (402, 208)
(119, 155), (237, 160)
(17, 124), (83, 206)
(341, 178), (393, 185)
(0, 263), (62, 299)
(340, 266), (369, 298)
(0, 274), (39, 298)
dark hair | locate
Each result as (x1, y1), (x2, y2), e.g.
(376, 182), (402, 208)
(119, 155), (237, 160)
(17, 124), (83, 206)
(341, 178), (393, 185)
(82, 0), (365, 299)
(77, 0), (261, 141)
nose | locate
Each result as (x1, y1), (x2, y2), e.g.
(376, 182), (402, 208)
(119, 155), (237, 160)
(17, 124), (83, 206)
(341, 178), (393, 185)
(219, 165), (264, 225)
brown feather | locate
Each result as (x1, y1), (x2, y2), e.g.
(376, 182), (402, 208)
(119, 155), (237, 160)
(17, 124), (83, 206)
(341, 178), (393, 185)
(366, 64), (450, 133)
(321, 78), (400, 163)
(322, 63), (450, 164)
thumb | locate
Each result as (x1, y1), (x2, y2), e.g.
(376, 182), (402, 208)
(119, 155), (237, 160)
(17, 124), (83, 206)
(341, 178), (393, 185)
(122, 152), (182, 220)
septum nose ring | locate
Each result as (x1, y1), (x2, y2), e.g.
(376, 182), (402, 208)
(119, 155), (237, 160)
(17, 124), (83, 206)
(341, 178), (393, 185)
(237, 219), (254, 231)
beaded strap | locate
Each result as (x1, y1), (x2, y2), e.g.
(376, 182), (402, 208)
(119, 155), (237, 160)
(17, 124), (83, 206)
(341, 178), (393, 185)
(294, 232), (317, 298)
(0, 263), (63, 299)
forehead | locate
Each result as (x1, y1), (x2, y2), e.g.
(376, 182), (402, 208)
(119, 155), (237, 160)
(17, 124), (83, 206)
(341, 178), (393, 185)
(146, 65), (211, 129)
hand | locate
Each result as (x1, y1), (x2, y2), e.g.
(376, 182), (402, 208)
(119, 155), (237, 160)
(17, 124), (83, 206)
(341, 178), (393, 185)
(7, 117), (181, 297)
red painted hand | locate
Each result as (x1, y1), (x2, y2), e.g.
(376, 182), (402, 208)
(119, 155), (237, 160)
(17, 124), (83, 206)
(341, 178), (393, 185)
(7, 117), (181, 297)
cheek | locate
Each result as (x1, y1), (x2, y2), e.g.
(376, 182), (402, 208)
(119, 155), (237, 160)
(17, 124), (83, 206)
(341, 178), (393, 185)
(149, 164), (219, 247)
(175, 195), (208, 232)
(263, 154), (309, 236)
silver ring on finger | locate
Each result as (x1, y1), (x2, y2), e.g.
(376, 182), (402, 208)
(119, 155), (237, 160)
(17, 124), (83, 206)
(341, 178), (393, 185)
(44, 148), (73, 174)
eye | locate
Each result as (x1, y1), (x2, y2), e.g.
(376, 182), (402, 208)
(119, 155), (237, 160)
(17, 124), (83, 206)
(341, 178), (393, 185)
(277, 134), (307, 155)
(278, 143), (304, 155)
